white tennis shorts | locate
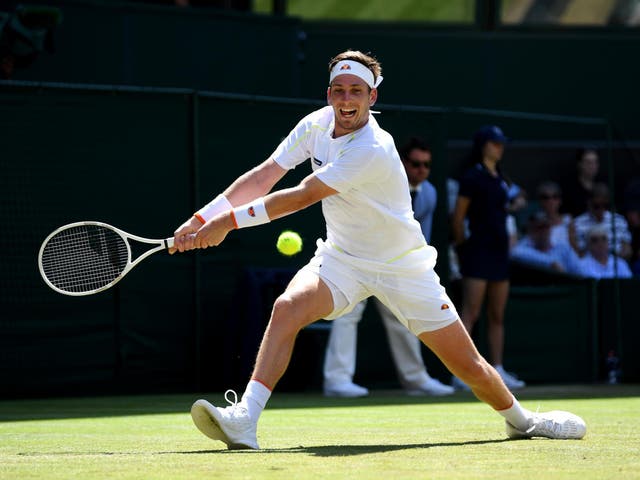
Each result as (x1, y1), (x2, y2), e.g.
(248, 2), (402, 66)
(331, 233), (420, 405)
(302, 239), (459, 334)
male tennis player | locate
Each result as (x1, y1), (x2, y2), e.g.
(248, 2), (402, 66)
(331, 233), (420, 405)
(172, 50), (586, 449)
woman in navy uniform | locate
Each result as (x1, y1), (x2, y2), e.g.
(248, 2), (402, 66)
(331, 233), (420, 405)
(451, 125), (525, 390)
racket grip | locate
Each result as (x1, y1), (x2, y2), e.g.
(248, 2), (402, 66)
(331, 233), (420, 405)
(165, 234), (197, 251)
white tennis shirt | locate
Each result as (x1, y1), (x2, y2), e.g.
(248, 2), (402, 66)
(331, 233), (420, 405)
(271, 106), (426, 262)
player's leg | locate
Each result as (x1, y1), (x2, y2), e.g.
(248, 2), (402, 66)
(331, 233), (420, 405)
(191, 269), (334, 450)
(375, 298), (453, 396)
(418, 321), (585, 440)
(323, 299), (369, 397)
(450, 276), (487, 389)
(380, 245), (585, 440)
(419, 320), (512, 407)
(252, 268), (335, 388)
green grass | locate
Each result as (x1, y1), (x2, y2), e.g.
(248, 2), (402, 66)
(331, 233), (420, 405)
(1, 385), (639, 479)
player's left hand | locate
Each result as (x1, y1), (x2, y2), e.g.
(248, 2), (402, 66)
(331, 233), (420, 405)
(193, 213), (235, 249)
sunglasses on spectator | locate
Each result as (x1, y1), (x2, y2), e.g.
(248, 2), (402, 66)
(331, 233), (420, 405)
(589, 235), (608, 243)
(408, 160), (431, 169)
(539, 193), (560, 200)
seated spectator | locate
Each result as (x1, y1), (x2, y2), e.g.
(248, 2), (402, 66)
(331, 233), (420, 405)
(562, 147), (602, 217)
(623, 178), (640, 276)
(536, 181), (573, 248)
(578, 225), (632, 279)
(511, 211), (583, 275)
(571, 183), (632, 260)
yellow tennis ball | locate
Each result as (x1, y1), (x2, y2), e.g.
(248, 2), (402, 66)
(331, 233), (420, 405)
(277, 230), (303, 256)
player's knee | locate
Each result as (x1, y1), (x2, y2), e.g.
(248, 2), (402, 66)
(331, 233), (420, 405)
(270, 295), (313, 332)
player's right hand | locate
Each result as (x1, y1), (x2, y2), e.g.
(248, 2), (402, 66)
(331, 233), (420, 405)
(170, 216), (203, 254)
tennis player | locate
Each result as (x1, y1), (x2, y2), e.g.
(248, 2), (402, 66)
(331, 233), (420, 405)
(172, 50), (586, 449)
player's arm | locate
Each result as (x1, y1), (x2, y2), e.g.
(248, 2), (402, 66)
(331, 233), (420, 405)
(222, 158), (288, 205)
(172, 159), (287, 253)
(264, 173), (337, 221)
(190, 172), (337, 250)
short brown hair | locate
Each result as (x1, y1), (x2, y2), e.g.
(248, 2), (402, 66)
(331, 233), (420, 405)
(328, 50), (382, 87)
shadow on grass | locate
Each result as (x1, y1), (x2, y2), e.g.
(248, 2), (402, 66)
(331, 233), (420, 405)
(168, 438), (512, 456)
(16, 438), (513, 458)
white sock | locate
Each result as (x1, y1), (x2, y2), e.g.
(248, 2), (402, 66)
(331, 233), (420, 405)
(496, 396), (531, 431)
(241, 380), (272, 421)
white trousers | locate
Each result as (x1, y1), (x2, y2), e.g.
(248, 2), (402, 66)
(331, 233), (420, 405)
(323, 298), (431, 389)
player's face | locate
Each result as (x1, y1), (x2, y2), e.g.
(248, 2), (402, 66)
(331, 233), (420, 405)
(327, 74), (377, 138)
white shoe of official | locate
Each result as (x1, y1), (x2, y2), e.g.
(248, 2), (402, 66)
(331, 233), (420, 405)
(190, 390), (259, 450)
(323, 382), (369, 398)
(495, 366), (526, 390)
(406, 377), (455, 396)
(506, 410), (586, 440)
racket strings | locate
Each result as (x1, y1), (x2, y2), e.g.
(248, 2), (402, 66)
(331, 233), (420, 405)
(41, 225), (129, 293)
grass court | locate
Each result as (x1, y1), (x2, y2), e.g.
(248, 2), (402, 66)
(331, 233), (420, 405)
(1, 384), (639, 479)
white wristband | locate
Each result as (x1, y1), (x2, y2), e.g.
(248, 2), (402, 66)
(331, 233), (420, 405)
(195, 194), (233, 224)
(231, 197), (270, 229)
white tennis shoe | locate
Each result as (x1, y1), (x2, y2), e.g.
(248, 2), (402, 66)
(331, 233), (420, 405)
(190, 390), (259, 450)
(506, 410), (586, 440)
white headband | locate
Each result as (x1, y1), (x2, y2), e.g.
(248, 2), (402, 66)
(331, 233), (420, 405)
(329, 60), (383, 89)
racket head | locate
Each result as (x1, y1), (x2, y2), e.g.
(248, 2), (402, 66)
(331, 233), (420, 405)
(38, 221), (132, 296)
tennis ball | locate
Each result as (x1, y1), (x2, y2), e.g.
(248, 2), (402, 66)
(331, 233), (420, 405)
(277, 230), (303, 256)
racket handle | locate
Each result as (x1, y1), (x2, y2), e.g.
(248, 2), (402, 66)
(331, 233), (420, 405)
(165, 234), (197, 251)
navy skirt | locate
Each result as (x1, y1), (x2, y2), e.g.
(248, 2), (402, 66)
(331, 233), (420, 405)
(458, 241), (510, 281)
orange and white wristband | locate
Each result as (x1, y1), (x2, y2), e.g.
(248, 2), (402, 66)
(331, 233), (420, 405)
(194, 194), (233, 224)
(230, 197), (270, 229)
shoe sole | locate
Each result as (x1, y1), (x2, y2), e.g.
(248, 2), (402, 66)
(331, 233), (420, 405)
(190, 399), (258, 450)
(191, 400), (227, 442)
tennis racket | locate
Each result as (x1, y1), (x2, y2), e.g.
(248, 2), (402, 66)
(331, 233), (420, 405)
(38, 221), (175, 296)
